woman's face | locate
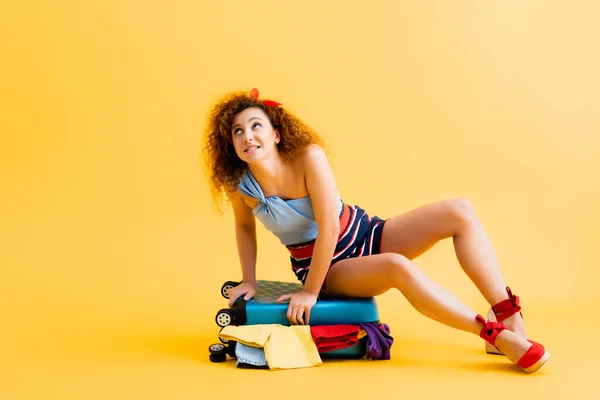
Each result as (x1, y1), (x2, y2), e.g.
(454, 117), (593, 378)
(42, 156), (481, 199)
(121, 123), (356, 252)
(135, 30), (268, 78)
(230, 107), (280, 163)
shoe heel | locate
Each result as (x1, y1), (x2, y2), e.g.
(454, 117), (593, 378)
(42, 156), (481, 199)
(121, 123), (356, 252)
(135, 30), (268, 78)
(485, 341), (504, 355)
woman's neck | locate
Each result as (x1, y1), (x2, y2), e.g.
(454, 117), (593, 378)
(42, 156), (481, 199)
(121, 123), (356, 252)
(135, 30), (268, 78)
(247, 152), (288, 188)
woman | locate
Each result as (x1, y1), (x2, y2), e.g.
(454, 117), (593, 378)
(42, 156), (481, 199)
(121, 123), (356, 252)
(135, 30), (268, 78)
(202, 88), (549, 373)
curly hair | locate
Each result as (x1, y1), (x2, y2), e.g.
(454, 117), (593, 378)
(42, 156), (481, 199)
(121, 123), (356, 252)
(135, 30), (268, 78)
(202, 90), (325, 213)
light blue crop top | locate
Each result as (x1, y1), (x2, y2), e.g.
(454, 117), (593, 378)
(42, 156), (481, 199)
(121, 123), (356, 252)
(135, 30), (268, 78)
(237, 169), (343, 245)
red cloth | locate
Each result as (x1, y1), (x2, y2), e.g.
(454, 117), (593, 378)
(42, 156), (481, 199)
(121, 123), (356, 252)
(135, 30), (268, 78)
(310, 325), (360, 353)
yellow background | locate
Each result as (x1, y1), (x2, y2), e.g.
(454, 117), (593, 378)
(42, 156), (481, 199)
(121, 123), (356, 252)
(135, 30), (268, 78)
(1, 1), (598, 399)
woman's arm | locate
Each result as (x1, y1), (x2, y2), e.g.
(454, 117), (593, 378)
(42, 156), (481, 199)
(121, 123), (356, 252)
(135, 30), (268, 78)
(301, 146), (341, 296)
(228, 191), (258, 306)
(276, 145), (341, 324)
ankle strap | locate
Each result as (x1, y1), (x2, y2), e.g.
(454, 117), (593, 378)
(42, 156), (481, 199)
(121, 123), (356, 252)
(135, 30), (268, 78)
(476, 314), (506, 346)
(492, 286), (522, 322)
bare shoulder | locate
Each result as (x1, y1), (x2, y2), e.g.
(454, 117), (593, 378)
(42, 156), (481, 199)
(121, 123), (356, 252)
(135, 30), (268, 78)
(296, 144), (329, 171)
(287, 145), (331, 197)
(227, 190), (246, 209)
(296, 144), (336, 192)
(301, 143), (326, 157)
(228, 190), (256, 226)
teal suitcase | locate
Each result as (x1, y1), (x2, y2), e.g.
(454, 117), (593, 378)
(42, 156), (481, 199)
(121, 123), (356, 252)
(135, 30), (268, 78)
(208, 280), (380, 363)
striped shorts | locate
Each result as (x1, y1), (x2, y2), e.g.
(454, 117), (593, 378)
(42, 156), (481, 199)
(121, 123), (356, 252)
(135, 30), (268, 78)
(285, 203), (387, 290)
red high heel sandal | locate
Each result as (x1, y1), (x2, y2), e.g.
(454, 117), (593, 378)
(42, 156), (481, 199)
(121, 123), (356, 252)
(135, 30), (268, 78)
(485, 287), (523, 355)
(476, 314), (549, 374)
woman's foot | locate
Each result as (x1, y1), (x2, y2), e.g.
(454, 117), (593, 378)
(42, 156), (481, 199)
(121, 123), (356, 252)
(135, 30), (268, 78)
(477, 314), (549, 373)
(494, 330), (531, 363)
(499, 310), (528, 339)
(495, 330), (549, 373)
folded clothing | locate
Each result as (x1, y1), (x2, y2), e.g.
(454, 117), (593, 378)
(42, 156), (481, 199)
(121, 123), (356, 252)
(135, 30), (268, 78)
(219, 324), (273, 348)
(219, 324), (322, 370)
(310, 324), (360, 353)
(235, 342), (269, 369)
(359, 322), (394, 360)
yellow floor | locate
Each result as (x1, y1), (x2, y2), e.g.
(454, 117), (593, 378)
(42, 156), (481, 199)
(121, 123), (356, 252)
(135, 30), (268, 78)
(3, 296), (597, 400)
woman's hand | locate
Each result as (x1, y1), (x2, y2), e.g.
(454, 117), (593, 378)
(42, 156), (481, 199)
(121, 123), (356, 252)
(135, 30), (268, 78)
(276, 290), (318, 325)
(227, 282), (256, 307)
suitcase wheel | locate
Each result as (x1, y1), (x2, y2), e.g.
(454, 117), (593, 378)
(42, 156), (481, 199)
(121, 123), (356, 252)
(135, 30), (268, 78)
(208, 343), (227, 355)
(208, 342), (236, 362)
(221, 281), (240, 299)
(215, 309), (234, 327)
(209, 353), (227, 363)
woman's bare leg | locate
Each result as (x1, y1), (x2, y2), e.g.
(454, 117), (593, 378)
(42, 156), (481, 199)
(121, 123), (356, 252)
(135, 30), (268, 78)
(378, 198), (527, 338)
(324, 253), (532, 364)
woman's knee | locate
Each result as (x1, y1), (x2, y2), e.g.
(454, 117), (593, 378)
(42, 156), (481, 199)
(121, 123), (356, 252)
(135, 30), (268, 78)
(444, 198), (477, 226)
(381, 253), (417, 285)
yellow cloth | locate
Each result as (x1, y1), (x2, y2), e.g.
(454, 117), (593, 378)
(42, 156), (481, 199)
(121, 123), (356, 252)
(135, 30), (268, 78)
(219, 324), (273, 348)
(219, 324), (322, 370)
(358, 328), (367, 339)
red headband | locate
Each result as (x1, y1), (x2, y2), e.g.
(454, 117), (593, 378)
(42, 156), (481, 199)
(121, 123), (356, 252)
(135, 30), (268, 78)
(226, 88), (281, 144)
(250, 88), (282, 107)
